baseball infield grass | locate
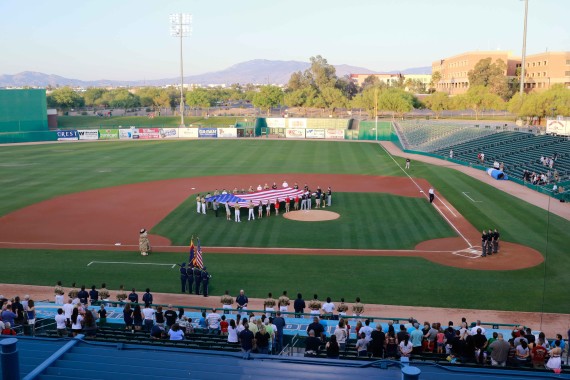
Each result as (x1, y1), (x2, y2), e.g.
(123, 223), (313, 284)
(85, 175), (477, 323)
(152, 192), (455, 249)
(0, 139), (569, 313)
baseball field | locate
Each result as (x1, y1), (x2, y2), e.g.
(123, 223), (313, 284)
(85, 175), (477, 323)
(0, 139), (568, 313)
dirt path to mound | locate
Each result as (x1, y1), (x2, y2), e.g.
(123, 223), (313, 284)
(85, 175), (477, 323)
(0, 283), (566, 337)
(0, 174), (543, 270)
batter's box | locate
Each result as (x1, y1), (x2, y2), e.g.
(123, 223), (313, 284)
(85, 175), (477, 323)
(452, 247), (481, 259)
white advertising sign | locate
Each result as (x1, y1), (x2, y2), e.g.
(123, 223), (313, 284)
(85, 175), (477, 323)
(325, 129), (345, 140)
(305, 129), (325, 139)
(217, 128), (238, 138)
(546, 119), (569, 136)
(77, 130), (99, 140)
(179, 128), (199, 138)
(266, 118), (286, 129)
(285, 128), (306, 139)
(288, 118), (307, 128)
(159, 128), (179, 139)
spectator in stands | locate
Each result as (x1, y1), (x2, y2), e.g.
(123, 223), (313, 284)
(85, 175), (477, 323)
(385, 331), (399, 358)
(239, 322), (255, 359)
(89, 285), (99, 305)
(514, 340), (530, 367)
(326, 335), (340, 359)
(133, 305), (143, 331)
(400, 335), (413, 357)
(255, 325), (271, 354)
(1, 304), (16, 326)
(304, 329), (321, 357)
(307, 317), (325, 342)
(546, 340), (562, 370)
(142, 303), (155, 332)
(294, 293), (305, 318)
(369, 324), (385, 358)
(485, 332), (498, 361)
(128, 288), (138, 303)
(1, 322), (16, 336)
(397, 324), (409, 343)
(273, 312), (286, 353)
(97, 305), (107, 327)
(424, 323), (438, 352)
(472, 328), (487, 363)
(70, 308), (83, 336)
(168, 323), (184, 341)
(228, 319), (239, 343)
(531, 340), (548, 368)
(54, 281), (65, 305)
(334, 319), (349, 351)
(220, 315), (229, 336)
(355, 332), (368, 357)
(55, 308), (67, 337)
(83, 308), (97, 337)
(161, 305), (175, 331)
(150, 323), (165, 339)
(436, 327), (445, 354)
(207, 308), (221, 335)
(489, 333), (510, 366)
(154, 306), (164, 327)
(410, 323), (424, 355)
(11, 296), (24, 326)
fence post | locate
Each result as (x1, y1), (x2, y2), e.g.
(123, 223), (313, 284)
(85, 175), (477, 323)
(0, 338), (20, 380)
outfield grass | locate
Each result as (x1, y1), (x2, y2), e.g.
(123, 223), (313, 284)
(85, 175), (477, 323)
(57, 116), (249, 129)
(0, 139), (568, 313)
(152, 192), (455, 249)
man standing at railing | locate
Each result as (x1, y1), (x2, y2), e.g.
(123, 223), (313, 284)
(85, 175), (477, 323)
(273, 311), (286, 353)
(236, 289), (248, 318)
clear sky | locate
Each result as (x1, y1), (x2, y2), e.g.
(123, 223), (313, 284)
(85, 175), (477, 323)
(1, 0), (568, 80)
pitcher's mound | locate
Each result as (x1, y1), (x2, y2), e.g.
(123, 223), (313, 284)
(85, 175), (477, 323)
(284, 210), (340, 222)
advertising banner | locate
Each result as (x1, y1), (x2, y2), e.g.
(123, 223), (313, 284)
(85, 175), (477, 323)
(77, 129), (99, 140)
(159, 128), (179, 139)
(546, 119), (569, 136)
(266, 118), (286, 129)
(198, 127), (218, 138)
(305, 129), (325, 139)
(98, 129), (119, 140)
(285, 128), (305, 139)
(288, 118), (307, 128)
(179, 128), (199, 138)
(57, 130), (79, 141)
(325, 129), (345, 140)
(119, 129), (134, 139)
(217, 127), (238, 138)
(137, 128), (160, 139)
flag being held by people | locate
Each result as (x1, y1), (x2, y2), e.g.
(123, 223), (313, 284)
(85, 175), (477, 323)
(194, 238), (204, 269)
(188, 237), (195, 266)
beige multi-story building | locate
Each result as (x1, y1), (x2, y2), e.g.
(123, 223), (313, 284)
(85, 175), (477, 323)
(431, 51), (520, 95)
(522, 51), (570, 92)
(350, 73), (403, 87)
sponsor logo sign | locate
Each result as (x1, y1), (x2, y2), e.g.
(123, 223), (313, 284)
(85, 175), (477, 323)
(137, 128), (160, 139)
(285, 128), (305, 139)
(288, 118), (307, 128)
(98, 129), (119, 140)
(325, 129), (345, 139)
(546, 119), (569, 136)
(119, 129), (134, 139)
(198, 128), (218, 138)
(179, 128), (199, 138)
(159, 128), (179, 139)
(217, 127), (237, 138)
(57, 130), (79, 141)
(77, 129), (99, 140)
(305, 128), (325, 139)
(266, 118), (286, 129)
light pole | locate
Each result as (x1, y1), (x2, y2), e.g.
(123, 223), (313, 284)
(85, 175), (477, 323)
(169, 13), (192, 127)
(519, 0), (528, 97)
(374, 87), (378, 141)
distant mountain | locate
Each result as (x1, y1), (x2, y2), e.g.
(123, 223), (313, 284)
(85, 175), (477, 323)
(392, 66), (432, 75)
(0, 60), (429, 88)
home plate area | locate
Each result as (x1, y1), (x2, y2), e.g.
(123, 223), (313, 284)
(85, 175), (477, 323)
(452, 247), (482, 259)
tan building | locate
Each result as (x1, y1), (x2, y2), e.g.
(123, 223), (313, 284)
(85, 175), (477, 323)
(431, 51), (520, 95)
(522, 51), (570, 92)
(350, 73), (403, 87)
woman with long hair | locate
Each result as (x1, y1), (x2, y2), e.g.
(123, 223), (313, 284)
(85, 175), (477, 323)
(399, 335), (413, 357)
(123, 303), (133, 331)
(385, 331), (399, 358)
(26, 299), (36, 335)
(70, 308), (83, 336)
(82, 309), (97, 337)
(133, 305), (143, 331)
(228, 319), (239, 343)
(326, 334), (340, 359)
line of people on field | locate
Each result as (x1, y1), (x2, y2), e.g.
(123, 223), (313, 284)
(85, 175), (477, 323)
(481, 228), (500, 257)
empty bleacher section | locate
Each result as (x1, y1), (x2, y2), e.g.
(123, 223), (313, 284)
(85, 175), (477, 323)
(394, 120), (501, 152)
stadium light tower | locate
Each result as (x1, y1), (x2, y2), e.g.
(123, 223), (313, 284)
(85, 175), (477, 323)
(519, 0), (528, 97)
(169, 13), (192, 126)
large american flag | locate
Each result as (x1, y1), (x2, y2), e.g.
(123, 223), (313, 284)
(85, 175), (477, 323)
(206, 187), (305, 207)
(195, 238), (204, 269)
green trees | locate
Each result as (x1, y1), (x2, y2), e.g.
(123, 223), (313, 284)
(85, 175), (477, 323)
(453, 86), (504, 120)
(47, 87), (84, 110)
(508, 85), (570, 119)
(423, 92), (451, 119)
(468, 58), (512, 100)
(185, 88), (215, 108)
(252, 85), (284, 115)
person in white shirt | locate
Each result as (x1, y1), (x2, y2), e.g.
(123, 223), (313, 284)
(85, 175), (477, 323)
(55, 308), (68, 337)
(228, 319), (239, 343)
(142, 304), (155, 332)
(62, 299), (74, 326)
(360, 319), (374, 343)
(470, 320), (486, 336)
(168, 323), (184, 340)
(321, 297), (335, 317)
(207, 308), (222, 334)
(334, 319), (349, 351)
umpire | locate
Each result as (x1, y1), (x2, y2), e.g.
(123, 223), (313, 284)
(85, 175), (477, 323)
(193, 266), (202, 295)
(179, 263), (188, 293)
(481, 230), (488, 257)
(187, 263), (194, 294)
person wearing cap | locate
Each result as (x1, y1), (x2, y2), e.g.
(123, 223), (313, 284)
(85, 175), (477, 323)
(193, 265), (202, 295)
(186, 263), (194, 294)
(139, 228), (151, 256)
(201, 267), (211, 297)
(178, 262), (188, 293)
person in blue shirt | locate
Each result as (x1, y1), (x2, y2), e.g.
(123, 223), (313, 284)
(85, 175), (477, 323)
(89, 285), (99, 305)
(179, 263), (187, 293)
(142, 288), (153, 305)
(239, 323), (255, 359)
(128, 289), (138, 303)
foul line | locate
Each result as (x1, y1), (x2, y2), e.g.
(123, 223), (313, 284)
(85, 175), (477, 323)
(378, 143), (472, 248)
(87, 261), (177, 268)
(462, 192), (482, 203)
